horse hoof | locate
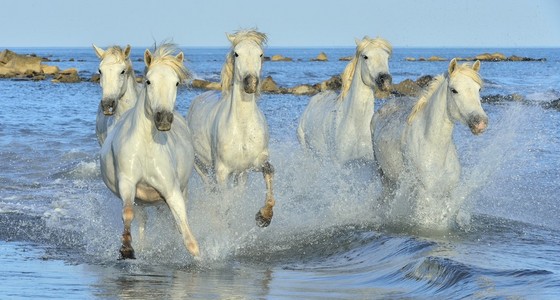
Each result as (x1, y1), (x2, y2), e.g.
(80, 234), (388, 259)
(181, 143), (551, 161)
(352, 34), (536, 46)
(255, 211), (272, 228)
(119, 246), (136, 260)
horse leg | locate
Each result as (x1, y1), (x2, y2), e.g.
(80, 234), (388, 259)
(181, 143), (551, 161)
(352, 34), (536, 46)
(215, 161), (230, 186)
(233, 171), (248, 187)
(194, 156), (213, 186)
(256, 161), (275, 227)
(118, 180), (136, 259)
(165, 185), (200, 257)
(135, 205), (147, 252)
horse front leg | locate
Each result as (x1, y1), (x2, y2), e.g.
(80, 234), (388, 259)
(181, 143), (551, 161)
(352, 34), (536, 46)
(164, 185), (200, 258)
(135, 205), (147, 252)
(118, 179), (136, 259)
(194, 156), (214, 186)
(255, 161), (275, 227)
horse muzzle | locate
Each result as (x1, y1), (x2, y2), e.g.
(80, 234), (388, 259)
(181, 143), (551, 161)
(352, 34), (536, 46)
(467, 114), (488, 135)
(375, 73), (392, 92)
(243, 75), (259, 94)
(101, 99), (117, 115)
(154, 111), (174, 131)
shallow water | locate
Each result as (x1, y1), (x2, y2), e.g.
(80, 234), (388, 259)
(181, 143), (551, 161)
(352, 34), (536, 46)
(1, 47), (559, 298)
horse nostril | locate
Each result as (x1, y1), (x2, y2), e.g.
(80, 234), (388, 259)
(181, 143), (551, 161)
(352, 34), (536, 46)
(376, 73), (392, 91)
(102, 99), (117, 115)
(243, 75), (259, 94)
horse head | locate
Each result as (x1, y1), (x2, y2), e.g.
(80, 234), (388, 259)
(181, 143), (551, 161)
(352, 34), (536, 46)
(143, 44), (189, 131)
(222, 30), (267, 96)
(93, 44), (133, 115)
(355, 37), (392, 92)
(447, 58), (488, 135)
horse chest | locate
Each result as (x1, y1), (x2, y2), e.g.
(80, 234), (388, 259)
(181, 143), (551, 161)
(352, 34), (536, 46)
(215, 123), (267, 166)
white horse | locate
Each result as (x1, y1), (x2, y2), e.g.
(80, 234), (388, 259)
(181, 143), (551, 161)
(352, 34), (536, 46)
(297, 37), (392, 164)
(372, 58), (488, 226)
(187, 30), (275, 227)
(100, 43), (199, 259)
(92, 44), (140, 145)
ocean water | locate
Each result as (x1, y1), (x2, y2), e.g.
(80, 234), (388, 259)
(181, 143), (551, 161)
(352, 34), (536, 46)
(1, 46), (559, 299)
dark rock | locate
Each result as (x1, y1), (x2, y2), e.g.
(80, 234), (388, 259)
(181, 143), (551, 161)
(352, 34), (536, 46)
(313, 75), (342, 92)
(53, 68), (81, 83)
(416, 75), (434, 88)
(261, 76), (280, 93)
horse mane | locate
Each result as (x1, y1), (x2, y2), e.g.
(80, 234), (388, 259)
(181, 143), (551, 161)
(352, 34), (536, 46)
(147, 42), (191, 83)
(407, 75), (445, 124)
(104, 46), (134, 75)
(339, 37), (392, 101)
(221, 29), (268, 94)
(407, 62), (483, 124)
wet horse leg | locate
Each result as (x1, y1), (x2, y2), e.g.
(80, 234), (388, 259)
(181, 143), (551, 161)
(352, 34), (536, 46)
(119, 180), (136, 259)
(164, 185), (200, 257)
(194, 156), (214, 186)
(135, 205), (147, 252)
(255, 161), (275, 227)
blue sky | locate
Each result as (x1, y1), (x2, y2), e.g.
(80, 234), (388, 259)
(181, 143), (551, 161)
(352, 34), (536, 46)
(3, 0), (559, 48)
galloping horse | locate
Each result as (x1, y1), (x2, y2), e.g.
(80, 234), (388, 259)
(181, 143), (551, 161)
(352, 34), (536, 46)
(297, 37), (392, 164)
(100, 43), (199, 259)
(92, 44), (140, 145)
(187, 30), (275, 227)
(372, 59), (488, 226)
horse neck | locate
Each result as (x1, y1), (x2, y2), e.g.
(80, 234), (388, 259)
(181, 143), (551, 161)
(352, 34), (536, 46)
(115, 71), (139, 116)
(341, 61), (375, 119)
(226, 79), (260, 121)
(129, 88), (153, 135)
(415, 79), (454, 144)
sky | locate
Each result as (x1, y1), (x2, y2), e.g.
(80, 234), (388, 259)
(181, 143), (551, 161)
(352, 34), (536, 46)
(3, 0), (559, 48)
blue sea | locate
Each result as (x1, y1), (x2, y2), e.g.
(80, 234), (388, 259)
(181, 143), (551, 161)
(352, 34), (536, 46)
(1, 46), (559, 299)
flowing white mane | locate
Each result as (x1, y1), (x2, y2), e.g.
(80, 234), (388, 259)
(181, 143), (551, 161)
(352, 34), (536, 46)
(407, 62), (483, 124)
(220, 29), (268, 94)
(339, 37), (392, 100)
(146, 43), (190, 83)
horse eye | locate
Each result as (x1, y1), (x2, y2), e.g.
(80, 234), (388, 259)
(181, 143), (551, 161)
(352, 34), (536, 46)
(234, 52), (239, 57)
(363, 55), (368, 60)
(146, 80), (151, 85)
(451, 88), (458, 94)
(260, 53), (263, 57)
(176, 82), (179, 86)
(98, 69), (102, 75)
(120, 70), (125, 75)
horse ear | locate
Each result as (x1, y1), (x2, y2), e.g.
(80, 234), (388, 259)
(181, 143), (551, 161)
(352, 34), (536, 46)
(124, 45), (132, 59)
(226, 33), (235, 43)
(176, 52), (184, 63)
(93, 44), (105, 59)
(448, 58), (458, 74)
(144, 49), (152, 67)
(473, 60), (481, 72)
(355, 38), (361, 46)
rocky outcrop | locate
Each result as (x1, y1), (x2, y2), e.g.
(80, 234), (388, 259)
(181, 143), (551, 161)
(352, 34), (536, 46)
(0, 49), (82, 82)
(311, 52), (328, 62)
(313, 75), (342, 92)
(261, 76), (280, 93)
(191, 79), (220, 90)
(406, 52), (546, 62)
(188, 74), (433, 98)
(0, 49), (43, 77)
(52, 68), (80, 83)
(270, 54), (293, 62)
